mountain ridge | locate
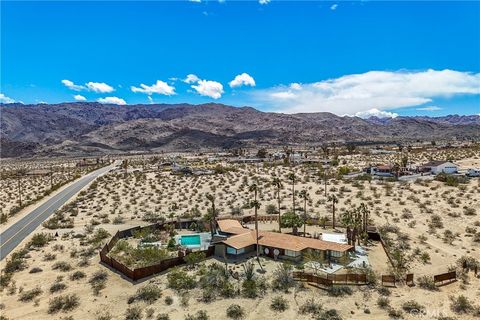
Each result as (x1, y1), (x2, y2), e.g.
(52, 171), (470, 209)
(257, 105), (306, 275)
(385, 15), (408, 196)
(1, 102), (479, 158)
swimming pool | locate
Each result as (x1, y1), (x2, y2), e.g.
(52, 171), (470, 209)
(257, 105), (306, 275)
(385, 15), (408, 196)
(176, 232), (212, 250)
(180, 234), (201, 246)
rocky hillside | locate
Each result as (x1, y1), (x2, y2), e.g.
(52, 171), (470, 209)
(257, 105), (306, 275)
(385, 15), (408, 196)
(1, 102), (479, 158)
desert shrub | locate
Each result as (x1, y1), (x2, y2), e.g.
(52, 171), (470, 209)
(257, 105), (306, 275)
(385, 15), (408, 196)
(226, 304), (245, 319)
(133, 284), (162, 304)
(18, 287), (42, 302)
(50, 281), (67, 293)
(271, 263), (295, 292)
(125, 306), (142, 320)
(377, 297), (390, 309)
(47, 294), (79, 313)
(29, 267), (43, 274)
(52, 261), (72, 272)
(89, 270), (108, 295)
(156, 314), (169, 320)
(417, 276), (438, 291)
(377, 287), (391, 296)
(184, 252), (206, 269)
(387, 308), (403, 319)
(70, 271), (86, 281)
(164, 296), (173, 305)
(299, 298), (322, 315)
(28, 233), (53, 248)
(316, 309), (343, 320)
(270, 296), (288, 312)
(88, 228), (110, 246)
(328, 286), (353, 297)
(184, 310), (209, 320)
(96, 311), (112, 320)
(167, 268), (196, 291)
(4, 249), (29, 274)
(450, 295), (473, 314)
(402, 300), (425, 313)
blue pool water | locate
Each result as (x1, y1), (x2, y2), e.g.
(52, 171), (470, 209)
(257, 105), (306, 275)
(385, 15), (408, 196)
(180, 234), (201, 246)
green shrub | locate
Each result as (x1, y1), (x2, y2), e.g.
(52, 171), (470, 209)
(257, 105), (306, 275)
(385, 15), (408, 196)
(125, 306), (142, 320)
(156, 314), (170, 320)
(28, 233), (52, 248)
(89, 270), (108, 295)
(270, 296), (288, 312)
(18, 287), (42, 302)
(299, 298), (322, 315)
(377, 297), (390, 309)
(226, 304), (245, 320)
(164, 296), (173, 305)
(450, 295), (473, 314)
(50, 281), (67, 293)
(167, 268), (196, 291)
(133, 284), (162, 304)
(417, 275), (438, 291)
(402, 300), (425, 313)
(70, 271), (86, 281)
(52, 261), (72, 272)
(327, 286), (353, 297)
(47, 294), (79, 313)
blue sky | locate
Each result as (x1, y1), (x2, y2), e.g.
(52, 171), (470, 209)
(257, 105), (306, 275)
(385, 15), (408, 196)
(1, 1), (479, 117)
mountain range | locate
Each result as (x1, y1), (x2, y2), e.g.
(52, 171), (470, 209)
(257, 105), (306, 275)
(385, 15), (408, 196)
(1, 102), (479, 158)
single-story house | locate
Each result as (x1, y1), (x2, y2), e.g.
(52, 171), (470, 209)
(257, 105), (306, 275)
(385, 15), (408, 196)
(418, 161), (458, 174)
(214, 219), (353, 263)
(366, 164), (394, 177)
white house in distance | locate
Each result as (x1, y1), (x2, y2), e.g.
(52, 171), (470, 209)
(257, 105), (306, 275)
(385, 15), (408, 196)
(419, 161), (458, 174)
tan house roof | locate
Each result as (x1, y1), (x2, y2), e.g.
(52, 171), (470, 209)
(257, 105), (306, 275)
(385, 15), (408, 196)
(217, 219), (251, 235)
(221, 230), (353, 253)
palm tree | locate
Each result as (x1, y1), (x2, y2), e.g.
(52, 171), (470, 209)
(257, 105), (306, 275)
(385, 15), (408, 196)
(271, 176), (283, 232)
(206, 193), (216, 237)
(327, 194), (338, 230)
(287, 172), (296, 214)
(249, 182), (261, 261)
(299, 189), (309, 236)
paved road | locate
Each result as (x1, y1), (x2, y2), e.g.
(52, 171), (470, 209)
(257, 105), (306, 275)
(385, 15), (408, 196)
(0, 162), (118, 261)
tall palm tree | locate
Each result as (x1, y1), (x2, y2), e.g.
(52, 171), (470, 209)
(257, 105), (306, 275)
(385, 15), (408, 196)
(287, 172), (296, 214)
(249, 182), (261, 260)
(327, 194), (338, 230)
(299, 189), (309, 237)
(271, 176), (283, 232)
(206, 193), (216, 237)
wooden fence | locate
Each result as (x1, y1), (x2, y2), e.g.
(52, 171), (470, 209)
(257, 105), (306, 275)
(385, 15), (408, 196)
(293, 272), (369, 287)
(381, 275), (396, 287)
(99, 221), (214, 281)
(433, 271), (456, 286)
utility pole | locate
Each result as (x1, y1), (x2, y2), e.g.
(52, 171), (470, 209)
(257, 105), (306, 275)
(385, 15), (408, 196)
(17, 173), (22, 207)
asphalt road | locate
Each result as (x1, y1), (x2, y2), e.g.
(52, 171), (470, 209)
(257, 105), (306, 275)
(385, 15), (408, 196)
(0, 162), (118, 261)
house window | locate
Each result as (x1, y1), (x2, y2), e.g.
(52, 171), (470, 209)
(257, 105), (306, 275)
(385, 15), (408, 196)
(330, 251), (342, 258)
(285, 249), (300, 257)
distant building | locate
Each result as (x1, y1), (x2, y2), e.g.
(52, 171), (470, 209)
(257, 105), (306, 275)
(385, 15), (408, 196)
(368, 164), (394, 177)
(419, 161), (458, 174)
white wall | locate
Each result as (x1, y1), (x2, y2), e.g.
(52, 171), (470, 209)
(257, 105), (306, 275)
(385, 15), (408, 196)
(432, 162), (458, 174)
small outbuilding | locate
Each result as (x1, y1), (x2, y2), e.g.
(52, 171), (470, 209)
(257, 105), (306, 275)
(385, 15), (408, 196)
(419, 161), (458, 174)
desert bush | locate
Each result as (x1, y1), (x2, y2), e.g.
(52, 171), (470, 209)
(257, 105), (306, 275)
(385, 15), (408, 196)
(18, 287), (42, 302)
(156, 314), (169, 320)
(299, 298), (322, 315)
(52, 261), (72, 272)
(47, 294), (79, 313)
(417, 276), (438, 291)
(226, 304), (245, 319)
(402, 300), (425, 313)
(270, 296), (288, 312)
(29, 267), (43, 274)
(377, 296), (390, 309)
(167, 268), (196, 291)
(89, 270), (108, 295)
(28, 233), (53, 248)
(133, 284), (162, 304)
(164, 296), (173, 305)
(70, 270), (86, 281)
(450, 295), (473, 314)
(271, 263), (295, 292)
(185, 310), (209, 320)
(125, 306), (142, 320)
(328, 286), (353, 297)
(50, 281), (67, 293)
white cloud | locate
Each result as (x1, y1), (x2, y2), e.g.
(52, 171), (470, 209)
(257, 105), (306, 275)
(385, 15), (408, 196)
(259, 0), (270, 4)
(290, 83), (302, 90)
(74, 94), (86, 101)
(86, 82), (114, 93)
(131, 80), (176, 96)
(416, 105), (442, 111)
(0, 93), (15, 103)
(253, 69), (480, 115)
(61, 79), (85, 91)
(97, 96), (127, 105)
(229, 73), (256, 88)
(192, 80), (224, 99)
(355, 108), (398, 119)
(330, 4), (338, 10)
(184, 74), (200, 84)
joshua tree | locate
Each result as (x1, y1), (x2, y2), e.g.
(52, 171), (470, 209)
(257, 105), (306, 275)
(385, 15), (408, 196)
(206, 193), (217, 237)
(271, 176), (283, 232)
(327, 194), (338, 230)
(249, 182), (261, 261)
(299, 189), (309, 236)
(287, 173), (296, 214)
